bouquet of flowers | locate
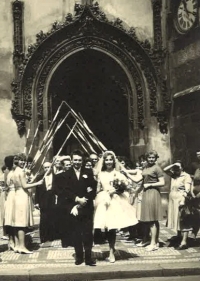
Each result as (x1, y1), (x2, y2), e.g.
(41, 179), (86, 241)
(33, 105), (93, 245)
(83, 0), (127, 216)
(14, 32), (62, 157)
(112, 178), (127, 194)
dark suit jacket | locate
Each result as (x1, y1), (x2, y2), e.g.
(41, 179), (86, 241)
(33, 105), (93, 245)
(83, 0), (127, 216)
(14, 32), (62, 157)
(35, 173), (56, 210)
(53, 167), (97, 217)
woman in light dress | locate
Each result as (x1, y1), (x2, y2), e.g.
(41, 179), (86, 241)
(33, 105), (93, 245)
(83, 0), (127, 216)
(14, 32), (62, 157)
(94, 151), (138, 263)
(164, 161), (192, 249)
(0, 166), (7, 239)
(4, 156), (15, 250)
(12, 154), (43, 254)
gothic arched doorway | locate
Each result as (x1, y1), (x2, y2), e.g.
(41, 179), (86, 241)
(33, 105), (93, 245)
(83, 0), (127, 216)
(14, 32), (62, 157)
(11, 3), (164, 162)
(49, 49), (130, 156)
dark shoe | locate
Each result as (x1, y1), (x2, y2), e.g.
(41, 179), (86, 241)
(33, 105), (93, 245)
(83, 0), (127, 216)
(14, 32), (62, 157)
(125, 237), (135, 243)
(85, 259), (96, 266)
(176, 244), (188, 250)
(169, 235), (181, 242)
(75, 259), (84, 265)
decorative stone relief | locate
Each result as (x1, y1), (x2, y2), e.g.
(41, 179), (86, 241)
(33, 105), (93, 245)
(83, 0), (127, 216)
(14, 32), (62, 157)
(11, 1), (168, 136)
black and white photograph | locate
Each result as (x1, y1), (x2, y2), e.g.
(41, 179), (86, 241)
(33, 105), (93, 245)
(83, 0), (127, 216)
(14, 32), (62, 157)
(0, 0), (200, 280)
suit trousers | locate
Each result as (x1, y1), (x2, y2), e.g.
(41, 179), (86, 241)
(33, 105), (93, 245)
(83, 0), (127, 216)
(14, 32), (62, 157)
(40, 208), (56, 243)
(72, 215), (94, 261)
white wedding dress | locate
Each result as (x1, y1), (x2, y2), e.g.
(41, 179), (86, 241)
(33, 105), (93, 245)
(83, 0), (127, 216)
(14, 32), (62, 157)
(93, 170), (138, 230)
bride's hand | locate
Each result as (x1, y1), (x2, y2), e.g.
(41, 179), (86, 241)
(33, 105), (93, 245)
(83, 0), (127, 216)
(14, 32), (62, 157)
(108, 187), (116, 195)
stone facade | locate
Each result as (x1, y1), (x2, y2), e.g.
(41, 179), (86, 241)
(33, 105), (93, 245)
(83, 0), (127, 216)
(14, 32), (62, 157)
(167, 0), (200, 170)
(0, 0), (172, 175)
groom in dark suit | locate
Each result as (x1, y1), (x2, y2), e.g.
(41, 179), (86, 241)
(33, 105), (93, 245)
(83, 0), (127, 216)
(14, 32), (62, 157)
(59, 150), (97, 266)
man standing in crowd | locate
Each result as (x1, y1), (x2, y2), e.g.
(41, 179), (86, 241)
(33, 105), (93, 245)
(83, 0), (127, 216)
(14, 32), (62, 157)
(89, 153), (99, 168)
(65, 150), (97, 266)
(89, 153), (99, 179)
(35, 162), (56, 244)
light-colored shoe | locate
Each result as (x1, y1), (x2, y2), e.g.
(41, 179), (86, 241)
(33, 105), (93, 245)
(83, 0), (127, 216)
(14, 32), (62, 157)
(136, 241), (150, 247)
(146, 245), (159, 252)
(17, 248), (33, 254)
(1, 236), (9, 240)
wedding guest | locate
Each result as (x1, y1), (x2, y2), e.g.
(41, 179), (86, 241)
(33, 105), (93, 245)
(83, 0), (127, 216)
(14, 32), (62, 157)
(12, 153), (43, 254)
(4, 156), (15, 250)
(35, 162), (56, 244)
(0, 165), (7, 240)
(164, 161), (193, 249)
(53, 156), (63, 174)
(84, 158), (93, 170)
(130, 150), (165, 251)
(89, 153), (99, 168)
(89, 153), (99, 179)
(61, 156), (72, 171)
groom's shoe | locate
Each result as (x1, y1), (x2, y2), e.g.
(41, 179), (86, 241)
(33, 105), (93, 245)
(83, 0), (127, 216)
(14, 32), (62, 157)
(85, 259), (96, 266)
(75, 258), (84, 265)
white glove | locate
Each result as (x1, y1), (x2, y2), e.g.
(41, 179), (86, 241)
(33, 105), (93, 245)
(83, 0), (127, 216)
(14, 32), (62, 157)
(70, 205), (79, 216)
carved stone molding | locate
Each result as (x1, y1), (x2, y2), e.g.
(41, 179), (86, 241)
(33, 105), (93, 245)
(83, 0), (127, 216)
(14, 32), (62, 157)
(151, 0), (171, 126)
(12, 2), (164, 136)
(157, 111), (168, 134)
(12, 0), (24, 65)
(152, 0), (162, 50)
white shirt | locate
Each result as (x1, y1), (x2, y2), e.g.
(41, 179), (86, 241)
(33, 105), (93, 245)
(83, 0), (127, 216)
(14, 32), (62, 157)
(45, 173), (53, 191)
(74, 168), (81, 180)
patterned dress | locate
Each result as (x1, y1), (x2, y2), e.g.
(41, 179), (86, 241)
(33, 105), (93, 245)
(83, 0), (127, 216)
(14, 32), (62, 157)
(167, 171), (192, 232)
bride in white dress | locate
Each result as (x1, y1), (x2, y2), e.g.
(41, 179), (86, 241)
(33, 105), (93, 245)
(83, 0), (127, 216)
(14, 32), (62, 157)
(93, 151), (138, 263)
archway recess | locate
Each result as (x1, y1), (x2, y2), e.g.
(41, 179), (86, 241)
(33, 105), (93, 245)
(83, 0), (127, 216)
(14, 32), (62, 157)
(49, 49), (130, 156)
(11, 2), (168, 160)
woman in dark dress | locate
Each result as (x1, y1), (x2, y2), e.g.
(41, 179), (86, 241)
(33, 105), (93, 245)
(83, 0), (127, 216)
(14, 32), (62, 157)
(131, 151), (165, 251)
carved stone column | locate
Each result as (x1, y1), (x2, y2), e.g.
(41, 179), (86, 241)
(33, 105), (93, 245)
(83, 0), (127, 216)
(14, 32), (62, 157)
(12, 0), (24, 77)
(11, 0), (26, 136)
(151, 0), (170, 134)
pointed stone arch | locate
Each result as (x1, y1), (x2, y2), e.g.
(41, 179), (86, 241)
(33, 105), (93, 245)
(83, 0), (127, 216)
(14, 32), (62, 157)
(11, 2), (168, 158)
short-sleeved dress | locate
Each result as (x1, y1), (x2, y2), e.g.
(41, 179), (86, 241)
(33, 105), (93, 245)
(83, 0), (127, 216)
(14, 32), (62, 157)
(167, 171), (192, 232)
(0, 174), (5, 227)
(140, 164), (163, 222)
(4, 170), (15, 226)
(13, 167), (34, 227)
(93, 170), (138, 230)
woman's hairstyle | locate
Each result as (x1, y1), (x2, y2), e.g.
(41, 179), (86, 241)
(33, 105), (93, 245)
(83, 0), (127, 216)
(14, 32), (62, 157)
(1, 165), (7, 173)
(174, 160), (185, 171)
(117, 155), (133, 169)
(61, 158), (71, 166)
(101, 151), (116, 171)
(4, 155), (14, 171)
(145, 150), (159, 160)
(13, 153), (26, 166)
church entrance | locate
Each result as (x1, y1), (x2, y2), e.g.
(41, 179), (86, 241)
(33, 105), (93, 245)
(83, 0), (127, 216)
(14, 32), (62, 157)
(49, 49), (130, 157)
(12, 3), (163, 164)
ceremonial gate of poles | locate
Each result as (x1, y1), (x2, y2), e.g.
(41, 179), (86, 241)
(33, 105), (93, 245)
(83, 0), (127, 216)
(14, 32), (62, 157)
(11, 1), (171, 162)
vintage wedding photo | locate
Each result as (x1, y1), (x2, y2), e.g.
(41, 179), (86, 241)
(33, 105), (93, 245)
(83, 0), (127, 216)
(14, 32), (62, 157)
(0, 0), (200, 281)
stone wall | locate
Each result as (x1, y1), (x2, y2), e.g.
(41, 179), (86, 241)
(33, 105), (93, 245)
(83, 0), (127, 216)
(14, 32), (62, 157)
(0, 0), (25, 164)
(0, 0), (153, 166)
(168, 0), (200, 168)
